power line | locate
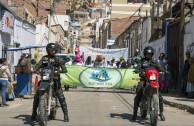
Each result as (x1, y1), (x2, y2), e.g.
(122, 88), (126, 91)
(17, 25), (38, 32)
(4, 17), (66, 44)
(110, 3), (146, 33)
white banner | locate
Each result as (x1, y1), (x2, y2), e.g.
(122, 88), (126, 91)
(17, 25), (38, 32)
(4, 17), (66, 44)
(84, 47), (128, 62)
(107, 39), (115, 45)
(2, 10), (14, 35)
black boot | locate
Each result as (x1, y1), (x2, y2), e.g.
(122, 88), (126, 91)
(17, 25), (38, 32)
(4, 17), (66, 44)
(31, 95), (39, 121)
(132, 97), (140, 120)
(132, 105), (138, 120)
(159, 94), (165, 121)
(56, 91), (69, 122)
(159, 113), (165, 121)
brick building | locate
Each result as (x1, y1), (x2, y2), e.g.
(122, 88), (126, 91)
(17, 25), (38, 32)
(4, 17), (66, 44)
(2, 0), (70, 24)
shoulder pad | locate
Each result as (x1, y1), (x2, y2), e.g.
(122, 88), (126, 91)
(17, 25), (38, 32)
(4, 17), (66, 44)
(43, 56), (49, 60)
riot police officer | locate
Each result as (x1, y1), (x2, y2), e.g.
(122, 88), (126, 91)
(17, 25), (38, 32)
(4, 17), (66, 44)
(132, 46), (166, 121)
(31, 43), (69, 122)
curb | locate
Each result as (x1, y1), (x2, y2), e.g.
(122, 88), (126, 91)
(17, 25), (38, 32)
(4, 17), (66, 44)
(23, 95), (34, 99)
(163, 99), (194, 114)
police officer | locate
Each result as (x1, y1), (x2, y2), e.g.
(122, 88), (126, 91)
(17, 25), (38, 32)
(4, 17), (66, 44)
(132, 46), (166, 121)
(31, 43), (69, 122)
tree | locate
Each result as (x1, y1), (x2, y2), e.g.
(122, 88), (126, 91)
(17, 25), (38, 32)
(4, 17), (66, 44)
(68, 0), (85, 11)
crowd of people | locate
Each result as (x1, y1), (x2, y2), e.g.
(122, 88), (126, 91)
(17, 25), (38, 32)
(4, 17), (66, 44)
(64, 45), (130, 68)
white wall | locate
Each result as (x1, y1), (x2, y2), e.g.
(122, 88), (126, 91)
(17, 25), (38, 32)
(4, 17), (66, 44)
(13, 18), (36, 66)
(96, 17), (109, 41)
(36, 24), (56, 46)
(146, 37), (165, 60)
(70, 28), (79, 39)
(0, 40), (2, 57)
(184, 17), (194, 59)
(141, 17), (152, 52)
(0, 32), (12, 57)
(14, 19), (36, 47)
(52, 15), (71, 31)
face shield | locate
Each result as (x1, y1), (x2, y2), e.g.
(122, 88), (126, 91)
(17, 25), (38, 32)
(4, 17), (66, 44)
(145, 53), (153, 60)
(48, 48), (57, 56)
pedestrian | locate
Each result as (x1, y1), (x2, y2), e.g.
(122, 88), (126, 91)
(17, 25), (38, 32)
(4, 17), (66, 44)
(158, 53), (167, 70)
(116, 57), (127, 68)
(0, 58), (12, 107)
(110, 57), (117, 68)
(93, 55), (105, 67)
(72, 46), (83, 66)
(17, 53), (26, 66)
(181, 51), (191, 96)
(102, 56), (108, 67)
(84, 56), (93, 66)
(65, 55), (72, 65)
(158, 53), (169, 93)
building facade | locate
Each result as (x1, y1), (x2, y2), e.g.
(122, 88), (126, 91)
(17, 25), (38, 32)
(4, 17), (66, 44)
(111, 0), (151, 19)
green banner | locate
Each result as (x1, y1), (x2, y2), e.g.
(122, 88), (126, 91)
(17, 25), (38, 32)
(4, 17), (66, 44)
(60, 66), (140, 89)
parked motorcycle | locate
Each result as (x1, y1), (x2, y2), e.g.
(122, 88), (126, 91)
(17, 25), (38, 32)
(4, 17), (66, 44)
(137, 67), (162, 126)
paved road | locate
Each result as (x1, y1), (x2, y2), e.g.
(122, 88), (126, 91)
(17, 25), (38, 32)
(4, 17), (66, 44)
(0, 87), (194, 126)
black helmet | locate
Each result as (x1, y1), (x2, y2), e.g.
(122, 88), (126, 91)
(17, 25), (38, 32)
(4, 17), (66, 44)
(46, 43), (58, 56)
(143, 46), (154, 59)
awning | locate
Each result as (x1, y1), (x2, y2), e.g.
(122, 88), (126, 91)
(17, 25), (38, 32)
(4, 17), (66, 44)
(2, 46), (46, 51)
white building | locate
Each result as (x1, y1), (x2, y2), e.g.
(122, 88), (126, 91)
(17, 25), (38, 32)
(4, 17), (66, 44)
(13, 17), (36, 65)
(51, 15), (71, 53)
(0, 3), (36, 73)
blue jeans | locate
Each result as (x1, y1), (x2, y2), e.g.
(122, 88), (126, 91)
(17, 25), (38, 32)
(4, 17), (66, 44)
(0, 80), (8, 105)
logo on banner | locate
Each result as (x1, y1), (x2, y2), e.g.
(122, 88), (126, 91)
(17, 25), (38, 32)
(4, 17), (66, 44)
(79, 68), (122, 88)
(91, 69), (111, 82)
(2, 11), (14, 35)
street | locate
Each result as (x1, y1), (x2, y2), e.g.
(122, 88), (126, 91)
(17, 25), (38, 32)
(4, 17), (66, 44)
(0, 87), (194, 126)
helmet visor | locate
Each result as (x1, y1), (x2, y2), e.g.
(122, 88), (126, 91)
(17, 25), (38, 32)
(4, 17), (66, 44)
(49, 48), (57, 55)
(145, 53), (153, 59)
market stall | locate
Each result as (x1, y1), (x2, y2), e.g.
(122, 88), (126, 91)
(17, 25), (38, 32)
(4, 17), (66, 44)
(3, 46), (45, 96)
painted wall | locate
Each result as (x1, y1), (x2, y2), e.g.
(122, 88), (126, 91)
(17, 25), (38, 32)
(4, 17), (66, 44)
(52, 15), (71, 31)
(13, 18), (36, 66)
(36, 24), (56, 46)
(147, 37), (165, 60)
(111, 1), (151, 19)
(14, 18), (36, 47)
(184, 16), (194, 59)
(141, 17), (152, 52)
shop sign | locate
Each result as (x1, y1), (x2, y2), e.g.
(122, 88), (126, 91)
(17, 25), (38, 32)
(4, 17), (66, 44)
(2, 10), (14, 35)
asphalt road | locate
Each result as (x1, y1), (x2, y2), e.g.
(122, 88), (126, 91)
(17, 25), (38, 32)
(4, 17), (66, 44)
(0, 87), (194, 126)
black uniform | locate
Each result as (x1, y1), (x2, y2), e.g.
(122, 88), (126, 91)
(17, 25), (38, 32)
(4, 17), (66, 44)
(31, 55), (69, 122)
(132, 58), (166, 121)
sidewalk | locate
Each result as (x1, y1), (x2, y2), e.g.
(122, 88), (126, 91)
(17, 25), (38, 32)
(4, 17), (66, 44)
(162, 90), (194, 114)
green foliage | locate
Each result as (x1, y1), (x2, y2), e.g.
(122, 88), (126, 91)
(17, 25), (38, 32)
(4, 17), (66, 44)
(87, 23), (92, 26)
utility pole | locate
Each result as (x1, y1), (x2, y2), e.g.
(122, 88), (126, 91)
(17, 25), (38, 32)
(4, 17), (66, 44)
(48, 0), (54, 43)
(151, 1), (155, 37)
(193, 0), (194, 14)
(157, 0), (160, 36)
(178, 0), (185, 90)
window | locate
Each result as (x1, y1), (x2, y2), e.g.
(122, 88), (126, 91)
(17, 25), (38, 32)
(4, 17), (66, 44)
(64, 21), (69, 26)
(128, 0), (147, 3)
(75, 14), (78, 19)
